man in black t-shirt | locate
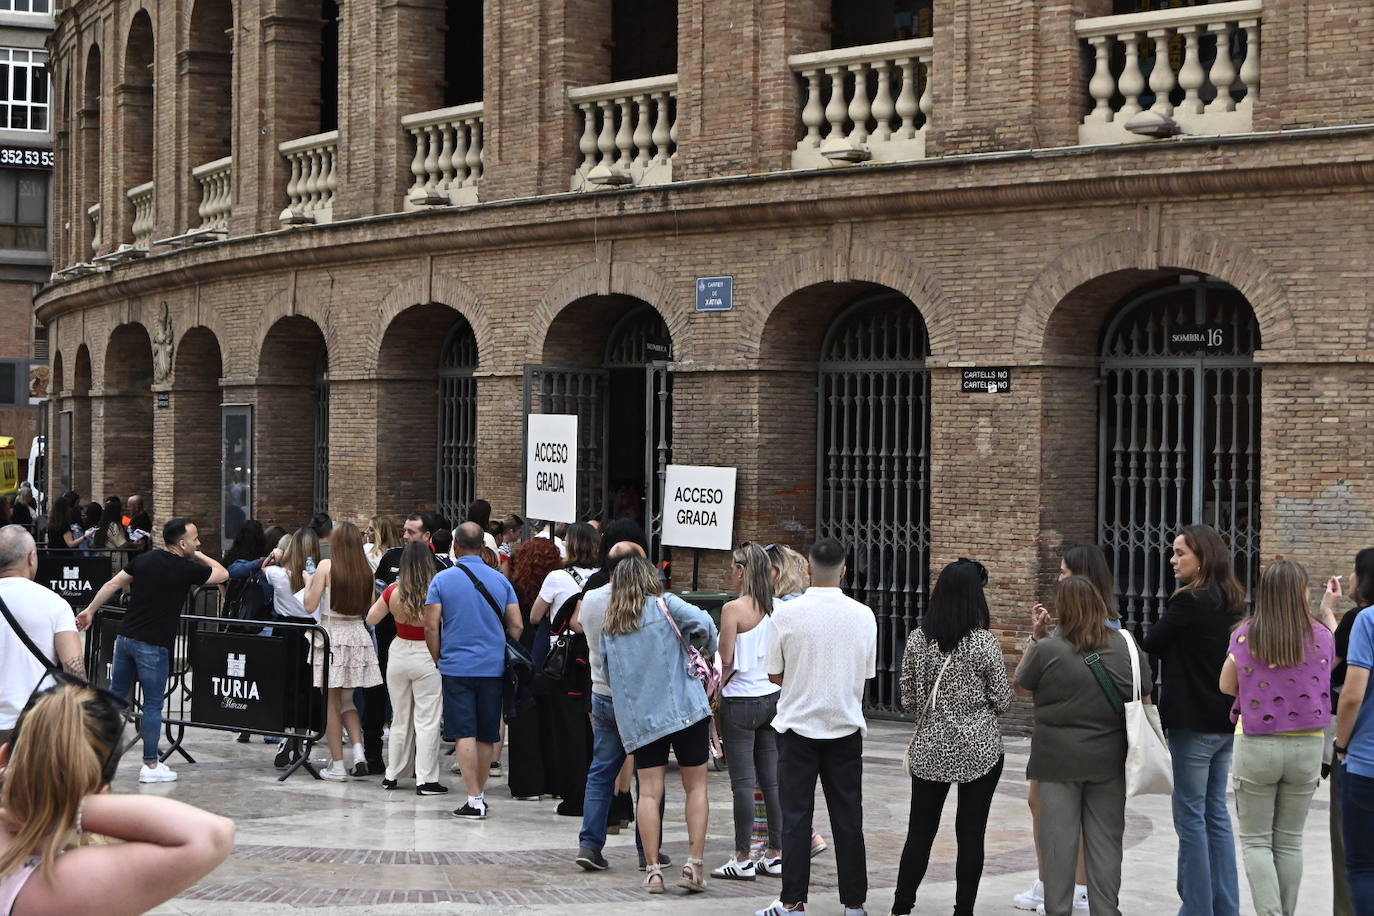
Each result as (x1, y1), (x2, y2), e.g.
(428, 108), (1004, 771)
(76, 518), (227, 783)
(363, 511), (452, 771)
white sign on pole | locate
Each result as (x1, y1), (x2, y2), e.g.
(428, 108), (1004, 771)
(525, 414), (578, 523)
(661, 465), (737, 551)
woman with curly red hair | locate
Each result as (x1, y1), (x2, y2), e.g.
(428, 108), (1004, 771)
(506, 536), (565, 800)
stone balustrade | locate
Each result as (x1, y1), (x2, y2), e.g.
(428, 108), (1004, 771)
(86, 202), (100, 258)
(192, 155), (233, 232)
(126, 181), (154, 248)
(278, 130), (338, 225)
(569, 75), (677, 191)
(402, 103), (484, 208)
(1077, 0), (1261, 144)
(788, 38), (933, 170)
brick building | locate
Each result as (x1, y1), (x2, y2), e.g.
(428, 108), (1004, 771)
(37, 0), (1374, 711)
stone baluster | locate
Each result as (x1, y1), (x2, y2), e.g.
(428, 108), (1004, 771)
(1206, 22), (1237, 114)
(824, 67), (847, 143)
(421, 125), (441, 197)
(652, 91), (672, 164)
(302, 151), (321, 216)
(1085, 36), (1114, 124)
(799, 70), (824, 148)
(577, 102), (598, 176)
(450, 121), (469, 188)
(408, 127), (428, 199)
(87, 203), (101, 258)
(1118, 33), (1145, 121)
(464, 122), (482, 184)
(894, 58), (918, 139)
(284, 152), (302, 214)
(668, 90), (678, 152)
(319, 146), (337, 217)
(847, 63), (871, 143)
(436, 123), (456, 194)
(1147, 29), (1176, 116)
(1237, 19), (1260, 114)
(633, 93), (653, 168)
(1176, 26), (1205, 115)
(917, 59), (932, 129)
(614, 96), (634, 171)
(870, 61), (894, 142)
(595, 99), (617, 171)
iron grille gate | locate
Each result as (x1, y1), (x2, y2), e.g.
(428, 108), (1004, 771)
(817, 294), (931, 715)
(523, 366), (610, 525)
(312, 351), (329, 515)
(436, 322), (479, 525)
(1098, 277), (1261, 632)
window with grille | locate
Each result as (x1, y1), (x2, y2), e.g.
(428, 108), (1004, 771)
(0, 169), (46, 249)
(0, 1), (52, 13)
(32, 324), (46, 361)
(0, 49), (48, 131)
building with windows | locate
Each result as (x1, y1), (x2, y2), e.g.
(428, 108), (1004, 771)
(0, 0), (52, 480)
(37, 0), (1374, 711)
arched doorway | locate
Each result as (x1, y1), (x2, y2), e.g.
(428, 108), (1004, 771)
(437, 319), (478, 524)
(1098, 274), (1261, 629)
(256, 317), (328, 526)
(80, 44), (101, 257)
(527, 297), (672, 552)
(171, 327), (224, 547)
(816, 292), (931, 713)
(102, 324), (154, 501)
(72, 344), (92, 496)
(120, 12), (154, 244)
(186, 0), (234, 230)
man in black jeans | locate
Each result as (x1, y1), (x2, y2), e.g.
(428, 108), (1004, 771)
(759, 538), (877, 916)
(361, 511), (450, 772)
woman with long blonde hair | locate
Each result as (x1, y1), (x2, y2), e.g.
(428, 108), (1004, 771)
(364, 515), (402, 572)
(0, 682), (234, 915)
(598, 555), (717, 894)
(1220, 559), (1336, 916)
(366, 540), (445, 795)
(304, 521), (382, 781)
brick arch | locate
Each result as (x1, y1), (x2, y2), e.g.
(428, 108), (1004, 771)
(749, 245), (952, 359)
(530, 260), (685, 363)
(1015, 227), (1298, 357)
(247, 287), (338, 376)
(362, 271), (487, 373)
(172, 325), (224, 384)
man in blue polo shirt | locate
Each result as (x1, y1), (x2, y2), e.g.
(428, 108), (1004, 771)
(1336, 582), (1374, 913)
(425, 521), (521, 820)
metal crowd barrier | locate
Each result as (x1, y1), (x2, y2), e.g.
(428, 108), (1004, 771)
(83, 600), (330, 783)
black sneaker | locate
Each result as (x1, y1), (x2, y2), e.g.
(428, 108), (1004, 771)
(350, 760), (369, 778)
(416, 783), (449, 796)
(236, 731), (252, 743)
(489, 761), (502, 775)
(273, 743), (298, 769)
(451, 801), (488, 820)
(639, 852), (672, 870)
(381, 778), (398, 790)
(575, 847), (609, 871)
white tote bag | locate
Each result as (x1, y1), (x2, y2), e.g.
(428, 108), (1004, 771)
(1118, 628), (1173, 797)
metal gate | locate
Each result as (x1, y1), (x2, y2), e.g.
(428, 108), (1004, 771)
(817, 293), (931, 714)
(1098, 276), (1261, 632)
(436, 320), (479, 525)
(312, 351), (329, 515)
(523, 366), (610, 524)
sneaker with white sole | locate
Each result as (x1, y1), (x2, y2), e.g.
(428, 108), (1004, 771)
(451, 801), (488, 819)
(710, 856), (756, 881)
(758, 855), (782, 877)
(320, 761), (348, 782)
(756, 901), (804, 916)
(138, 762), (178, 783)
(1014, 879), (1044, 911)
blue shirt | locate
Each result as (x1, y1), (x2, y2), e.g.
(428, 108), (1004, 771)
(1345, 606), (1374, 778)
(426, 556), (517, 678)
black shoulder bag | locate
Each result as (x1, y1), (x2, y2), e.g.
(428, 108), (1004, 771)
(453, 563), (536, 721)
(543, 569), (586, 682)
(0, 592), (61, 691)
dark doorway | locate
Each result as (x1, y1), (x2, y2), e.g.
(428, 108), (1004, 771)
(612, 0), (677, 80)
(831, 0), (933, 48)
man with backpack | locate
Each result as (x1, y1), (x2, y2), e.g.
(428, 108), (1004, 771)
(425, 521), (522, 820)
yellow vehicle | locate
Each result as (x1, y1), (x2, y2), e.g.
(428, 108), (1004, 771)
(0, 437), (19, 497)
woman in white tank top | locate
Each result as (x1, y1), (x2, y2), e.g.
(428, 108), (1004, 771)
(711, 544), (784, 881)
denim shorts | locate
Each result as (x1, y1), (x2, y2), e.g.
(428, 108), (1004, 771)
(634, 716), (712, 770)
(441, 674), (503, 743)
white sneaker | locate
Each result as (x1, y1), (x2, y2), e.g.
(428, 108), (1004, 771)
(320, 761), (348, 782)
(138, 762), (178, 783)
(710, 856), (756, 880)
(1014, 878), (1044, 910)
(1074, 885), (1089, 911)
(758, 855), (783, 877)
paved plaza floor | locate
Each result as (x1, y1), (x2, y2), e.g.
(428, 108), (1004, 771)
(135, 720), (1338, 915)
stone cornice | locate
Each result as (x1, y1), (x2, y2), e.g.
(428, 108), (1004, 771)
(36, 127), (1374, 324)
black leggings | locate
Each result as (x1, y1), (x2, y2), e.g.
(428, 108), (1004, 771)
(891, 755), (1004, 916)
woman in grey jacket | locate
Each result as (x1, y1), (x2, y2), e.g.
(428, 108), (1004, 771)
(601, 555), (719, 895)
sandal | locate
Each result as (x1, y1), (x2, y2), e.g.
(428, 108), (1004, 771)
(644, 862), (665, 894)
(677, 857), (707, 893)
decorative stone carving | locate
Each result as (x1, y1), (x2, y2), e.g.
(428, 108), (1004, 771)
(152, 302), (174, 382)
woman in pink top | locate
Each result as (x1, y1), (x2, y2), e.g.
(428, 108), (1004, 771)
(1, 680), (233, 916)
(1220, 559), (1338, 916)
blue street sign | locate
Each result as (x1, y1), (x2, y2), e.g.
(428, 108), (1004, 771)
(695, 276), (733, 312)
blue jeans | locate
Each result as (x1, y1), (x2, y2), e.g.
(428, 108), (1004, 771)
(578, 693), (660, 858)
(109, 636), (171, 765)
(1170, 729), (1240, 916)
(1342, 768), (1374, 916)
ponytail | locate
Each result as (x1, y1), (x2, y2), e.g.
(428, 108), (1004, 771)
(732, 543), (775, 615)
(0, 684), (123, 884)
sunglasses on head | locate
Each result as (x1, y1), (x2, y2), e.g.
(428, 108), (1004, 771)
(17, 671), (138, 783)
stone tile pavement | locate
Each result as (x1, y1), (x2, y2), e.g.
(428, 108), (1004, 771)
(136, 721), (1338, 915)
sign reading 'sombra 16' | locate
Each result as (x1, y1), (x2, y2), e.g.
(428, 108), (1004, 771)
(525, 413), (579, 524)
(661, 465), (738, 551)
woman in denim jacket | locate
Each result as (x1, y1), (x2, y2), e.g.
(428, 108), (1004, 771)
(601, 555), (719, 895)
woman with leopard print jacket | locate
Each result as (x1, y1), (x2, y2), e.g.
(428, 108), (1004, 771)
(889, 558), (1013, 916)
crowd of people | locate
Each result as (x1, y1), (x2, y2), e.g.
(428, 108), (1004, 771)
(0, 490), (1372, 916)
